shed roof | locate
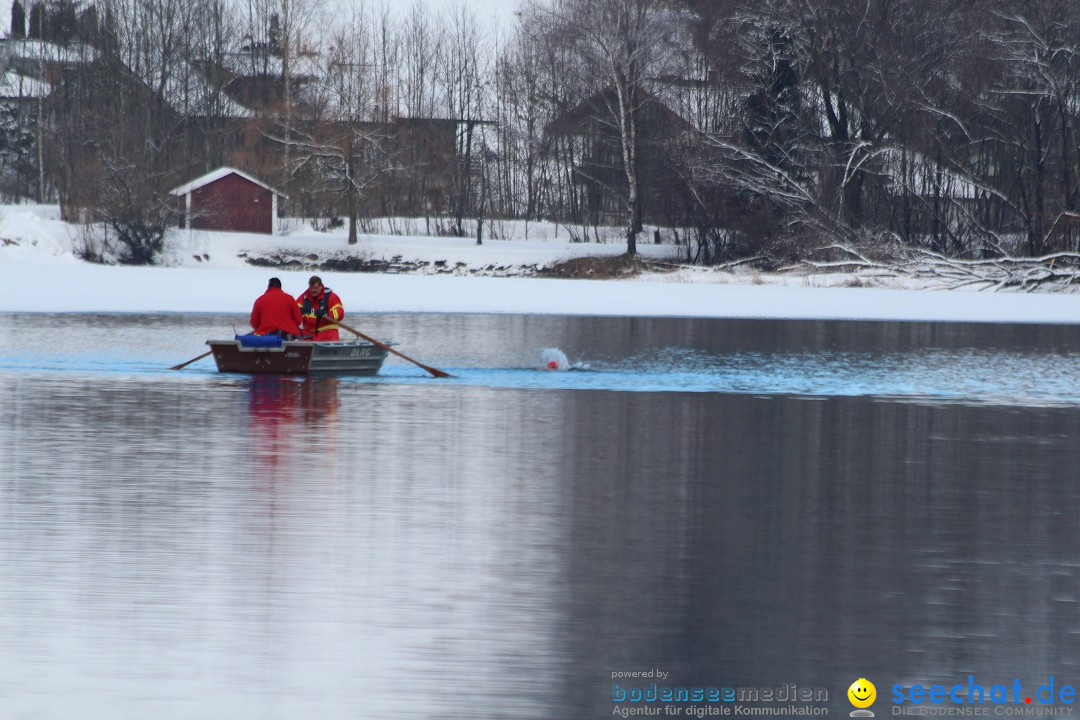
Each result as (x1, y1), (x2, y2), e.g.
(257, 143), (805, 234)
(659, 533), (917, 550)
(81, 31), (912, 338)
(168, 167), (286, 198)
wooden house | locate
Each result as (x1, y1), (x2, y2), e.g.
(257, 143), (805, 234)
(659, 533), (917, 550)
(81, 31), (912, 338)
(169, 167), (285, 235)
(546, 87), (706, 229)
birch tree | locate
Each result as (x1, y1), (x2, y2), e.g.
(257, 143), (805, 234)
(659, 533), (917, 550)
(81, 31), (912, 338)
(537, 0), (678, 254)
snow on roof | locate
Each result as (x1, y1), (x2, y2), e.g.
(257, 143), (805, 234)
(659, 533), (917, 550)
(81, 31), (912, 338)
(0, 38), (97, 65)
(169, 167), (286, 197)
(0, 70), (48, 98)
(162, 65), (252, 118)
(149, 61), (253, 118)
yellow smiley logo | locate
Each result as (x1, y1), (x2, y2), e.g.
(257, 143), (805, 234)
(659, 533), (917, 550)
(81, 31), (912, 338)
(848, 678), (877, 709)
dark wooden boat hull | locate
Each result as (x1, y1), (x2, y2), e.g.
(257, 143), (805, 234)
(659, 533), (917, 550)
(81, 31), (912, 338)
(206, 340), (390, 375)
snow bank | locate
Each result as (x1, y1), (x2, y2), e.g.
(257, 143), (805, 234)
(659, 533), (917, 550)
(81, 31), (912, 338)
(2, 204), (1080, 324)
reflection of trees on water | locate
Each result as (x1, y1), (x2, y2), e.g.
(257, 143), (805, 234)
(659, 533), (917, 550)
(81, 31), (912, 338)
(551, 393), (1080, 715)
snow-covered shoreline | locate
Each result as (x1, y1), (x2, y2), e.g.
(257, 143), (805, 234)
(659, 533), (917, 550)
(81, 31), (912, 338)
(3, 204), (1080, 324)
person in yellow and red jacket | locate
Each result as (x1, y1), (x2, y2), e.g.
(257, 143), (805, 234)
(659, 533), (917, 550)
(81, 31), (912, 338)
(296, 275), (344, 341)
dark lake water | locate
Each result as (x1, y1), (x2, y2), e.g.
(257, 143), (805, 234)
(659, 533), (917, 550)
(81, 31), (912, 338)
(2, 312), (1080, 719)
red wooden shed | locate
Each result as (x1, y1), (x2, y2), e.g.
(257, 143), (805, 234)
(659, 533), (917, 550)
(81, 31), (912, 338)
(169, 167), (285, 235)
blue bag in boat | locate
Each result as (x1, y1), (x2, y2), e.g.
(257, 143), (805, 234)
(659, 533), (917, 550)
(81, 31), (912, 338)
(236, 333), (285, 348)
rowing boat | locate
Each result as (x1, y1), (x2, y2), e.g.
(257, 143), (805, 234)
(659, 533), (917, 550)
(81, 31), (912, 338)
(206, 336), (391, 375)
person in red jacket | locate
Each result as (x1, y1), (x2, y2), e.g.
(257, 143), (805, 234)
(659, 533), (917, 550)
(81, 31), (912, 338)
(250, 277), (303, 338)
(296, 275), (344, 341)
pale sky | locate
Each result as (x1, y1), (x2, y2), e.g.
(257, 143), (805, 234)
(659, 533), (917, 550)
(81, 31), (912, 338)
(323, 0), (522, 35)
(0, 0), (523, 42)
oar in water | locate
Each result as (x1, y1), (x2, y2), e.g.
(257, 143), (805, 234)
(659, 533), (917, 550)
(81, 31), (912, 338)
(336, 321), (452, 378)
(169, 349), (212, 371)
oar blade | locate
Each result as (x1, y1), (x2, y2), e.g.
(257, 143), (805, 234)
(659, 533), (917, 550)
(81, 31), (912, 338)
(421, 365), (452, 379)
(169, 349), (212, 371)
(338, 321), (453, 379)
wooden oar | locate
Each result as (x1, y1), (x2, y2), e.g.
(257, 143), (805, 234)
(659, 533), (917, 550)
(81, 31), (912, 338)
(336, 321), (452, 378)
(169, 349), (212, 371)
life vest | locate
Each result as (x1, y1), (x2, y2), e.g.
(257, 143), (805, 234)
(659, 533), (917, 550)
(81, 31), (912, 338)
(301, 289), (332, 318)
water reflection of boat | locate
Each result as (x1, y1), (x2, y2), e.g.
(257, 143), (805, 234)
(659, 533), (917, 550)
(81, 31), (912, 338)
(249, 376), (341, 427)
(248, 376), (341, 476)
(207, 337), (391, 375)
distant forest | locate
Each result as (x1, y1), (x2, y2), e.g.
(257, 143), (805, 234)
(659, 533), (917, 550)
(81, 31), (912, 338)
(4, 0), (1080, 264)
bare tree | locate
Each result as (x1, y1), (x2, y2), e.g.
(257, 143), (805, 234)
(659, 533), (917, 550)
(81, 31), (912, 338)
(980, 2), (1080, 254)
(496, 17), (554, 227)
(274, 9), (398, 244)
(438, 4), (490, 237)
(401, 0), (441, 120)
(240, 0), (321, 201)
(534, 0), (679, 254)
(183, 0), (242, 171)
